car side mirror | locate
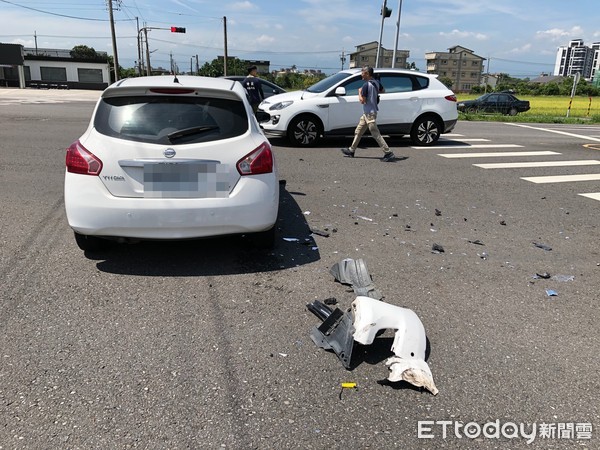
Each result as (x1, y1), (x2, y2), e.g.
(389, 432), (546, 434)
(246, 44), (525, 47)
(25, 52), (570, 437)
(255, 111), (270, 123)
(334, 87), (346, 96)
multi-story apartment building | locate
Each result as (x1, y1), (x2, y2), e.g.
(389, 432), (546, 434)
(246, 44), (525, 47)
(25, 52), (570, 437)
(349, 41), (409, 69)
(425, 45), (485, 93)
(554, 39), (600, 81)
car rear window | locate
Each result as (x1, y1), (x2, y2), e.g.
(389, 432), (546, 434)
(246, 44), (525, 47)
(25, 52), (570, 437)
(94, 95), (248, 145)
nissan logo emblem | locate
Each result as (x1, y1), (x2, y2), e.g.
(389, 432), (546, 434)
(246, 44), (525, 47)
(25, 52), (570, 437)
(164, 148), (176, 158)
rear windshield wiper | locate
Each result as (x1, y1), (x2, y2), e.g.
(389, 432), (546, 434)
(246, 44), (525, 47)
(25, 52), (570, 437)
(167, 125), (219, 141)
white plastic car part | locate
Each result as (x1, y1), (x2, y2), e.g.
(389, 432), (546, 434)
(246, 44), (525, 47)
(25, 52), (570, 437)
(352, 296), (438, 395)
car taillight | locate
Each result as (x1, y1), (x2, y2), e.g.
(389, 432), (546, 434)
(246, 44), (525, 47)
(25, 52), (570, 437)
(66, 140), (103, 175)
(445, 95), (457, 102)
(237, 142), (273, 175)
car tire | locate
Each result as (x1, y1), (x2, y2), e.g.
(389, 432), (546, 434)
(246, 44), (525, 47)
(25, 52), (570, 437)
(508, 107), (518, 116)
(74, 232), (105, 252)
(410, 115), (442, 146)
(287, 115), (322, 147)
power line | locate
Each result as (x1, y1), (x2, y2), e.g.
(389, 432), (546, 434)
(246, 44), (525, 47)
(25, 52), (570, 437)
(0, 0), (133, 21)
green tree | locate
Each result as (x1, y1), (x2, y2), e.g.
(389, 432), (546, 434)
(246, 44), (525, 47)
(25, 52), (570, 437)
(198, 57), (249, 77)
(70, 45), (98, 59)
(438, 76), (454, 89)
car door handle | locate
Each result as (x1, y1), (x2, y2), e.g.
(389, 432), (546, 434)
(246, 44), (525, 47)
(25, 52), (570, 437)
(317, 104), (329, 108)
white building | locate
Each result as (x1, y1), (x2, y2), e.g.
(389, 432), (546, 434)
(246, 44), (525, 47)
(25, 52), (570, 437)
(554, 39), (600, 81)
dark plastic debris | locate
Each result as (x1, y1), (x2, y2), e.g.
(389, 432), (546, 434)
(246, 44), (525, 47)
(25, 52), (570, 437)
(431, 243), (445, 253)
(307, 300), (354, 369)
(533, 242), (552, 251)
(329, 258), (382, 300)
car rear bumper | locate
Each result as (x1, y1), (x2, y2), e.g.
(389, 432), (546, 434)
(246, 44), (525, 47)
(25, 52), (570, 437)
(65, 173), (279, 239)
(444, 119), (458, 133)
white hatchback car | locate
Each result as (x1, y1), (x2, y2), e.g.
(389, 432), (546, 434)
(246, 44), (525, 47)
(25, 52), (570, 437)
(65, 75), (279, 252)
(258, 68), (458, 147)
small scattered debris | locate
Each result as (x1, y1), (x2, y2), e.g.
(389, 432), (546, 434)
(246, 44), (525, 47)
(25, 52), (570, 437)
(533, 242), (552, 251)
(435, 208), (442, 216)
(339, 382), (357, 400)
(500, 220), (507, 226)
(303, 211), (311, 215)
(552, 274), (575, 282)
(310, 228), (330, 238)
(535, 272), (551, 279)
(468, 239), (485, 246)
(431, 243), (445, 254)
(478, 252), (488, 260)
(356, 216), (373, 222)
(546, 289), (558, 297)
(283, 237), (299, 242)
(323, 297), (338, 306)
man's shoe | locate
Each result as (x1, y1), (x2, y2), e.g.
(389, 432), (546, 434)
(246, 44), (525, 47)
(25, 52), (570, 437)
(341, 148), (355, 157)
(381, 152), (395, 162)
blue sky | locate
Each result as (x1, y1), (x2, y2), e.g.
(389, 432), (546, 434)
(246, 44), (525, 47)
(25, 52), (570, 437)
(1, 0), (599, 77)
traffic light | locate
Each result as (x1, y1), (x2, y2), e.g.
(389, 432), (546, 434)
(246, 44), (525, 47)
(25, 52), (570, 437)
(381, 7), (392, 18)
(171, 27), (186, 33)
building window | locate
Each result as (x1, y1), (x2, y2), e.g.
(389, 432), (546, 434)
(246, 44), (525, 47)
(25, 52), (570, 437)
(78, 68), (103, 83)
(441, 60), (448, 65)
(361, 56), (368, 61)
(40, 66), (67, 82)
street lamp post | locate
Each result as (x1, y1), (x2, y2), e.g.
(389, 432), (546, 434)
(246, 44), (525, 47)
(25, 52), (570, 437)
(391, 0), (403, 68)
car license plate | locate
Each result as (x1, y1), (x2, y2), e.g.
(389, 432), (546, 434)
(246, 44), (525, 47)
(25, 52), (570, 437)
(143, 162), (230, 198)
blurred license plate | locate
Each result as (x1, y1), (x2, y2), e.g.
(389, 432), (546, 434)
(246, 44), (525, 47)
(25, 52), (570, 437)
(143, 162), (230, 198)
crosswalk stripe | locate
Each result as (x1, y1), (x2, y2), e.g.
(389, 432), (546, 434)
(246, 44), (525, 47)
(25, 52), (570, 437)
(578, 193), (600, 201)
(521, 174), (600, 183)
(440, 138), (490, 142)
(439, 151), (561, 158)
(474, 160), (600, 169)
(415, 144), (523, 149)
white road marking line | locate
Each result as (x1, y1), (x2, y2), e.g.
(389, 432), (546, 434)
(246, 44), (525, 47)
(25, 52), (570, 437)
(521, 174), (600, 183)
(474, 160), (600, 169)
(507, 123), (600, 143)
(439, 151), (561, 158)
(578, 193), (600, 201)
(440, 138), (490, 142)
(415, 144), (523, 149)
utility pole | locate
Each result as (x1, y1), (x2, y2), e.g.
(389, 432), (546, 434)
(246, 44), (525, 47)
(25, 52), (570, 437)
(144, 28), (151, 76)
(107, 0), (120, 81)
(34, 31), (38, 55)
(223, 16), (228, 76)
(391, 0), (403, 68)
(340, 49), (346, 70)
(195, 55), (199, 74)
(376, 0), (388, 68)
(136, 17), (142, 76)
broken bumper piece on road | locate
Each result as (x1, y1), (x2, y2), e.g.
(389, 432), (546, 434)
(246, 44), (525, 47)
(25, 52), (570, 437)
(307, 295), (438, 395)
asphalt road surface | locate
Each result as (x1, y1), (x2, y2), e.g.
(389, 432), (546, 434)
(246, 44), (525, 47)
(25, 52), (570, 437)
(1, 88), (599, 449)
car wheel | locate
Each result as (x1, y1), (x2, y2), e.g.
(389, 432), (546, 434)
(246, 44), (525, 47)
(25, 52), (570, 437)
(287, 115), (322, 147)
(410, 116), (442, 146)
(74, 232), (105, 252)
(508, 107), (518, 116)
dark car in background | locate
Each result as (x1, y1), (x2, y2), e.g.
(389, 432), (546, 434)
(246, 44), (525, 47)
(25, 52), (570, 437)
(223, 76), (286, 99)
(457, 92), (530, 116)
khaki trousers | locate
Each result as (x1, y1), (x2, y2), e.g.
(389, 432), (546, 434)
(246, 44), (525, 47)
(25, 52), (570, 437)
(349, 112), (390, 153)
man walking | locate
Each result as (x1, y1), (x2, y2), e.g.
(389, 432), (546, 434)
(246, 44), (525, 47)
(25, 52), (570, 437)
(341, 66), (395, 162)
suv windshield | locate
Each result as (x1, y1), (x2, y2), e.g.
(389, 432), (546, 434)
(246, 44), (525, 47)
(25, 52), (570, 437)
(94, 96), (248, 145)
(306, 72), (353, 93)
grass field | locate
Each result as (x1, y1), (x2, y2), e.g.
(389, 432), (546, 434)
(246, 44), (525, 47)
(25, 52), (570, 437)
(456, 94), (600, 124)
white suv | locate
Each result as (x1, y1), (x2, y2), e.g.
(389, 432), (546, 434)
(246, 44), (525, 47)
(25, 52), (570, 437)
(258, 68), (458, 147)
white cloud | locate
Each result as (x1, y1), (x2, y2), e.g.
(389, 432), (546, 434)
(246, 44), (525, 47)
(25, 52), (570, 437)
(508, 43), (532, 54)
(230, 1), (258, 11)
(256, 34), (275, 45)
(535, 26), (584, 42)
(439, 29), (488, 41)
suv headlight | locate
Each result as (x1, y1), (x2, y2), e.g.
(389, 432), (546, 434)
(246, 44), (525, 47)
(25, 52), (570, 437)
(269, 100), (294, 111)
